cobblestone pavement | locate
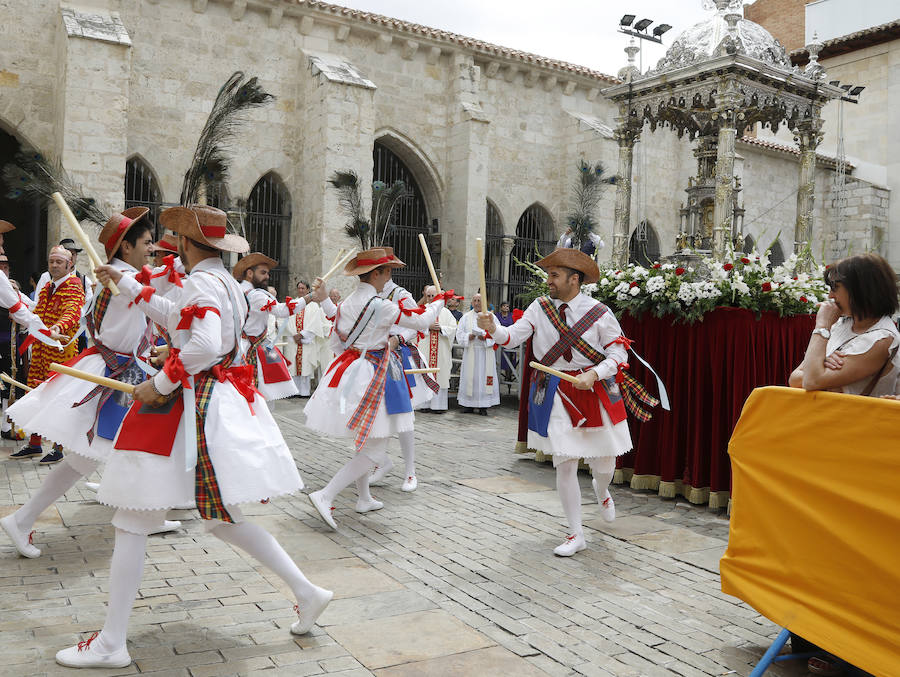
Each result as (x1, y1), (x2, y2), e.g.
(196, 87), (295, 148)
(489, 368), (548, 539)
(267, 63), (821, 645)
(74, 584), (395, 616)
(0, 397), (808, 677)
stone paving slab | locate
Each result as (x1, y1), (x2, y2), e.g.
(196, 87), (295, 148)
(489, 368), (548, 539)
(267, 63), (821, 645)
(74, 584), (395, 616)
(0, 399), (809, 677)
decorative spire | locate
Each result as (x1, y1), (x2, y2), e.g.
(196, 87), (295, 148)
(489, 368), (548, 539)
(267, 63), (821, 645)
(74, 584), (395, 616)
(617, 39), (642, 82)
(805, 31), (826, 80)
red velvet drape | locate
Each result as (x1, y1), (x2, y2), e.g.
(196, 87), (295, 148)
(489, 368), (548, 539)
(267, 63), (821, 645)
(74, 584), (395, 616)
(516, 307), (815, 496)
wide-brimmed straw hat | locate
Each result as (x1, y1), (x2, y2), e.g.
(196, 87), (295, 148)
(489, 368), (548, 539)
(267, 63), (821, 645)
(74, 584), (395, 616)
(344, 248), (405, 276)
(0, 220), (15, 234)
(160, 205), (248, 254)
(233, 252), (277, 281)
(536, 248), (600, 284)
(98, 207), (151, 263)
(151, 233), (178, 254)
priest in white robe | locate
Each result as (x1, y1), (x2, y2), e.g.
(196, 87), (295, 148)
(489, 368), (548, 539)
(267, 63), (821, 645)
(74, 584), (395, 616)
(289, 280), (327, 396)
(415, 285), (457, 412)
(456, 293), (499, 414)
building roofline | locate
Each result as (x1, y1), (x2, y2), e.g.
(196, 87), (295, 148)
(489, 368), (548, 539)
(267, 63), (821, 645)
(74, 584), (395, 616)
(738, 135), (851, 170)
(294, 0), (620, 84)
(790, 18), (900, 66)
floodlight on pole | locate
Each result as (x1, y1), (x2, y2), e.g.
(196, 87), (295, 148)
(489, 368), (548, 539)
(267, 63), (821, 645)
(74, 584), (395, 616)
(618, 15), (671, 45)
(830, 80), (864, 104)
(633, 18), (653, 32)
(653, 24), (672, 37)
(620, 14), (636, 27)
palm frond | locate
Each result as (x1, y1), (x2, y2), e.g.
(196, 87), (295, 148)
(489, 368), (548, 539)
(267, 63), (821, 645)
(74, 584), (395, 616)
(328, 170), (370, 249)
(2, 149), (108, 226)
(180, 72), (275, 205)
(566, 160), (614, 249)
(371, 180), (408, 246)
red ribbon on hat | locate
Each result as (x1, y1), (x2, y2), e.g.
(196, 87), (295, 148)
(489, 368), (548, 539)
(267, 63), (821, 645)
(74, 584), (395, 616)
(200, 224), (227, 239)
(104, 216), (133, 255)
(156, 239), (177, 253)
(176, 305), (220, 330)
(356, 255), (393, 266)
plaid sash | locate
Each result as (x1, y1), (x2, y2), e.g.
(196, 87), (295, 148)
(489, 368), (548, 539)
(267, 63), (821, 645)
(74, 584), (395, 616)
(73, 287), (151, 443)
(347, 348), (390, 452)
(193, 349), (238, 523)
(397, 337), (439, 393)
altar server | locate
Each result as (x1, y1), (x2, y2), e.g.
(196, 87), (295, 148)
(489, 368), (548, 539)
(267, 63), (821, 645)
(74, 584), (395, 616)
(289, 279), (328, 396)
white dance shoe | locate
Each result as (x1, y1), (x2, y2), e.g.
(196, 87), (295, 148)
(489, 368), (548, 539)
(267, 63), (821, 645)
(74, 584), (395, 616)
(592, 479), (616, 523)
(308, 491), (338, 530)
(355, 497), (384, 513)
(401, 475), (418, 492)
(553, 534), (586, 557)
(55, 633), (131, 668)
(150, 520), (182, 535)
(1, 513), (40, 558)
(370, 458), (394, 484)
(291, 586), (334, 635)
(83, 482), (100, 493)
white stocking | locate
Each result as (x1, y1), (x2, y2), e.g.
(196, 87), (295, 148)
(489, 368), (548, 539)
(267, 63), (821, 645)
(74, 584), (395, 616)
(95, 528), (147, 654)
(398, 430), (415, 478)
(321, 453), (375, 504)
(15, 457), (98, 533)
(587, 456), (616, 499)
(211, 520), (316, 602)
(556, 459), (583, 538)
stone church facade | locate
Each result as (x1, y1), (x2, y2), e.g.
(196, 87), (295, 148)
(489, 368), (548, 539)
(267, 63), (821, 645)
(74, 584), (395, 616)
(0, 0), (890, 303)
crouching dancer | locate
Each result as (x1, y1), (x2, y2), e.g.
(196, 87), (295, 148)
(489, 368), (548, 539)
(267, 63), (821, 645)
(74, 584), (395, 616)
(477, 248), (632, 556)
(54, 205), (332, 668)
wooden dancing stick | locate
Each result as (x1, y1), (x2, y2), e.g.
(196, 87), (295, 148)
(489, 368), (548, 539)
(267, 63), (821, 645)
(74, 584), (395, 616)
(49, 362), (135, 394)
(0, 372), (32, 392)
(50, 192), (120, 296)
(476, 237), (488, 313)
(320, 248), (359, 283)
(528, 361), (581, 385)
(404, 368), (440, 375)
(328, 248), (347, 271)
(417, 233), (441, 294)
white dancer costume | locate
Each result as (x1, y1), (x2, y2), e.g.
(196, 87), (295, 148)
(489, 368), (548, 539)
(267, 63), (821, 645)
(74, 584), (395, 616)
(489, 270), (632, 557)
(239, 279), (301, 401)
(415, 304), (456, 412)
(305, 254), (445, 526)
(456, 308), (500, 410)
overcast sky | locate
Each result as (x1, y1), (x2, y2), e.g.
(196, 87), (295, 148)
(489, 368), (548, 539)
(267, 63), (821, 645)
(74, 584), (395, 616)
(337, 1), (758, 76)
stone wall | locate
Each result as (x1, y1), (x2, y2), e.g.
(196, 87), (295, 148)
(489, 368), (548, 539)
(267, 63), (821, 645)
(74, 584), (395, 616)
(823, 178), (890, 259)
(744, 0), (808, 52)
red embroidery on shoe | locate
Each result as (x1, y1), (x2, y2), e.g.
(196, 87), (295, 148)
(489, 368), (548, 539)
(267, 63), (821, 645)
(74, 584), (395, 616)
(28, 531), (34, 545)
(77, 632), (98, 652)
(565, 535), (575, 542)
(602, 498), (611, 507)
(260, 498), (269, 504)
(408, 476), (413, 481)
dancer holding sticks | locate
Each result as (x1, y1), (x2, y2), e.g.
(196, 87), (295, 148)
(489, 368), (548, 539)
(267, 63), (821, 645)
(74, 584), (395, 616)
(304, 247), (453, 529)
(477, 247), (636, 557)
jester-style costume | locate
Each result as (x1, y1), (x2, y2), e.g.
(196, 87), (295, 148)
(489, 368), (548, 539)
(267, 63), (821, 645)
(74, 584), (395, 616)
(27, 272), (84, 387)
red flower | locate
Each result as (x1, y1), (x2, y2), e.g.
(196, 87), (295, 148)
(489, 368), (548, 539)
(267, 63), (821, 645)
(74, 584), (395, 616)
(675, 267), (685, 276)
(723, 263), (734, 272)
(761, 282), (772, 292)
(740, 257), (750, 264)
(792, 276), (798, 280)
(652, 263), (661, 269)
(629, 281), (639, 288)
(800, 296), (808, 303)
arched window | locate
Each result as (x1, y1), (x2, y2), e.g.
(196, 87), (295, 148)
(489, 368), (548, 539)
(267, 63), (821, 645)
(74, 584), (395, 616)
(628, 220), (660, 267)
(124, 156), (163, 238)
(769, 239), (785, 268)
(507, 203), (555, 309)
(742, 235), (756, 254)
(484, 200), (504, 306)
(373, 141), (431, 295)
(246, 173), (291, 295)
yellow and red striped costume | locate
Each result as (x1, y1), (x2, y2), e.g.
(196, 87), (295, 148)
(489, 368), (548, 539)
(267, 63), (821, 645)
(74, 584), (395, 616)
(28, 275), (84, 388)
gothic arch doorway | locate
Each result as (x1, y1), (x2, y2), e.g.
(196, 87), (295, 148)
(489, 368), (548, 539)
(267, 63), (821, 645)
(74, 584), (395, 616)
(484, 199), (505, 304)
(629, 221), (660, 267)
(508, 203), (555, 309)
(769, 239), (785, 267)
(373, 140), (431, 296)
(0, 127), (47, 290)
(246, 172), (291, 295)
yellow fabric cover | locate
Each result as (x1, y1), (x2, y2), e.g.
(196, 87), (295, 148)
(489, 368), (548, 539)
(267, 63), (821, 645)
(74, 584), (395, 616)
(721, 386), (900, 676)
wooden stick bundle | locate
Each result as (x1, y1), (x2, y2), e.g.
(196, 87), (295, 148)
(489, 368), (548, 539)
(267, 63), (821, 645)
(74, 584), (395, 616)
(528, 361), (581, 385)
(0, 372), (32, 392)
(50, 362), (135, 394)
(417, 233), (442, 294)
(50, 192), (120, 296)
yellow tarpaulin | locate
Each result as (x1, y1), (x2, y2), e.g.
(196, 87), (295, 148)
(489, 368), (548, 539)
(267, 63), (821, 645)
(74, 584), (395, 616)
(721, 386), (900, 677)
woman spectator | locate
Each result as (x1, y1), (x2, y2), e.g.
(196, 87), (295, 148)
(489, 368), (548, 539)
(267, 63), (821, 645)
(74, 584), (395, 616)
(789, 253), (899, 397)
(788, 253), (899, 676)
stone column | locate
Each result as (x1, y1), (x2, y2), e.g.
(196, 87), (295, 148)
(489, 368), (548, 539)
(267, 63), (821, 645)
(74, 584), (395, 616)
(500, 235), (515, 303)
(53, 9), (132, 253)
(794, 117), (823, 259)
(444, 53), (490, 294)
(712, 123), (736, 260)
(612, 120), (639, 268)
